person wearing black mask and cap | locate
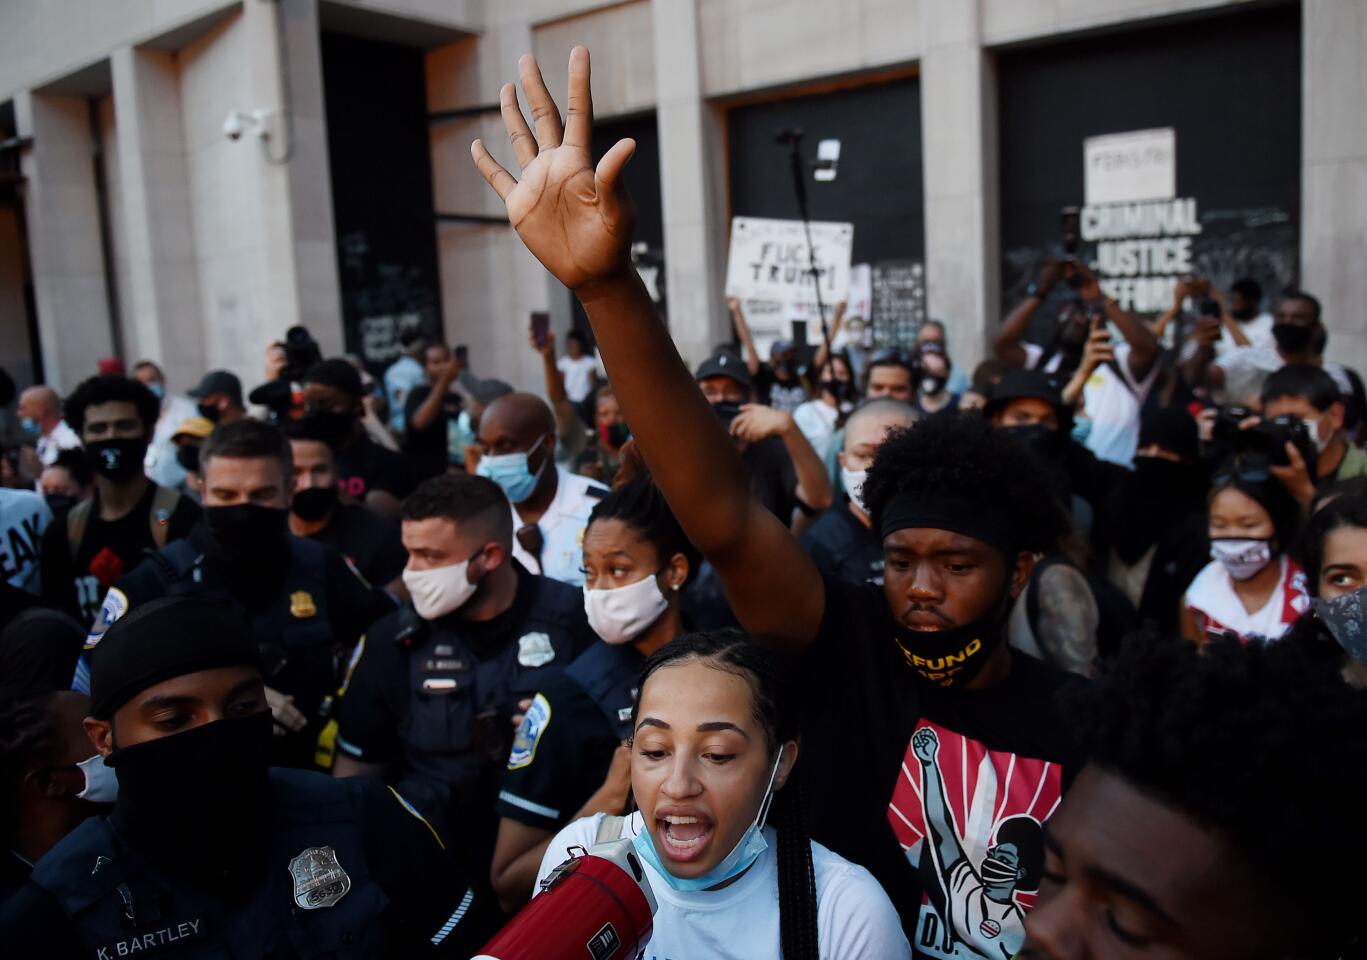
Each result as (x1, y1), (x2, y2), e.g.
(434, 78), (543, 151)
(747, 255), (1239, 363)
(75, 419), (394, 770)
(186, 369), (247, 426)
(0, 596), (495, 957)
(38, 377), (201, 626)
(301, 358), (417, 520)
(1100, 407), (1210, 636)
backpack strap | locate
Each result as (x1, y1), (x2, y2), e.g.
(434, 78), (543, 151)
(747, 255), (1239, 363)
(148, 486), (181, 550)
(66, 499), (93, 562)
(594, 815), (626, 845)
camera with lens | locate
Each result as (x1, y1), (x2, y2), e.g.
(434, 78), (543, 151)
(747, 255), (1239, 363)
(1235, 414), (1316, 468)
(280, 326), (322, 382)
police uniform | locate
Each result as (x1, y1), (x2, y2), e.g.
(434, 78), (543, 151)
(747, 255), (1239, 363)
(334, 562), (594, 883)
(799, 503), (885, 586)
(76, 527), (394, 768)
(0, 770), (493, 958)
(509, 466), (608, 586)
(496, 641), (643, 831)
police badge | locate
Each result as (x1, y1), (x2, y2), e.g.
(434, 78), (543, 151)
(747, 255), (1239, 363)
(288, 846), (351, 910)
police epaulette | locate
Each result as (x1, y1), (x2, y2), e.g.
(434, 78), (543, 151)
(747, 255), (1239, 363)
(584, 484), (607, 500)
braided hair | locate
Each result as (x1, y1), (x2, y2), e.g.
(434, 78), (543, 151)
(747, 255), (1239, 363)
(634, 630), (818, 960)
(0, 692), (58, 845)
(587, 473), (701, 584)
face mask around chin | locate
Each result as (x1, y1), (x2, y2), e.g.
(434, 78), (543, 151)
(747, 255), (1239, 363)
(402, 558), (479, 620)
(583, 572), (670, 645)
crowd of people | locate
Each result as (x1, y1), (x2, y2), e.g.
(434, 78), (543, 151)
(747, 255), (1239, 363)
(0, 45), (1364, 959)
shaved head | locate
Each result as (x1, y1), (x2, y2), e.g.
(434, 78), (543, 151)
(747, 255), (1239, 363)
(19, 386), (60, 416)
(845, 398), (917, 445)
(479, 393), (556, 448)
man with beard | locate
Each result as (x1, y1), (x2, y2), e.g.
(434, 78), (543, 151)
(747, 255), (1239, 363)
(1100, 408), (1209, 637)
(466, 49), (1084, 949)
(39, 377), (201, 625)
(0, 597), (493, 957)
(76, 420), (393, 769)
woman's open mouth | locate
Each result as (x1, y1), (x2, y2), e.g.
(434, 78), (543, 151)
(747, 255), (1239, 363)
(656, 812), (715, 863)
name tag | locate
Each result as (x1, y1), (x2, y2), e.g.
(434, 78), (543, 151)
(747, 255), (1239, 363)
(422, 658), (468, 673)
(97, 919), (203, 958)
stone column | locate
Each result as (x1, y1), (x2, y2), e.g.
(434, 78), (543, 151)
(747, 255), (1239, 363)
(919, 0), (998, 372)
(110, 45), (205, 382)
(1301, 0), (1367, 372)
(650, 0), (728, 367)
(13, 90), (116, 390)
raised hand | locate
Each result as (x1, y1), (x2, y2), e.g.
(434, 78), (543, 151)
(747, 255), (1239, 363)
(470, 47), (637, 296)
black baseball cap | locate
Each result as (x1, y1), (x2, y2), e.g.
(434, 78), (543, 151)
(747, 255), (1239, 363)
(984, 369), (1069, 421)
(694, 353), (753, 390)
(303, 358), (365, 397)
(187, 370), (243, 406)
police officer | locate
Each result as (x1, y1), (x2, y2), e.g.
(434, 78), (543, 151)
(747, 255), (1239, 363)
(489, 475), (696, 913)
(474, 392), (608, 586)
(800, 398), (917, 586)
(0, 596), (493, 957)
(78, 419), (394, 769)
(332, 473), (594, 904)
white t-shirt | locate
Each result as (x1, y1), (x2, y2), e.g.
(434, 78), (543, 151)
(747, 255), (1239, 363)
(144, 394), (198, 488)
(793, 399), (841, 462)
(1215, 346), (1354, 406)
(1183, 555), (1309, 646)
(1023, 341), (1156, 467)
(509, 467), (608, 586)
(537, 812), (910, 960)
(0, 488), (52, 594)
(557, 354), (600, 403)
(1216, 311), (1275, 357)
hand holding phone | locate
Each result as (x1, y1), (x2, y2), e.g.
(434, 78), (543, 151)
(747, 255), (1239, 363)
(530, 312), (551, 350)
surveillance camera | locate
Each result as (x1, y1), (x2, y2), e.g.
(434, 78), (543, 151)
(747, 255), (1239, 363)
(223, 111), (244, 142)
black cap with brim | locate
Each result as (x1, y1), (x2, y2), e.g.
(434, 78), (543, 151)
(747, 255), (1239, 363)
(984, 369), (1070, 423)
(89, 597), (262, 719)
(303, 358), (365, 397)
(694, 353), (753, 390)
(187, 370), (243, 406)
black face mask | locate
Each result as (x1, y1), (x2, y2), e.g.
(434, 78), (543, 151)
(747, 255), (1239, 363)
(106, 712), (272, 883)
(1231, 305), (1258, 322)
(890, 594), (1010, 688)
(1272, 323), (1314, 355)
(175, 445), (200, 474)
(291, 485), (337, 523)
(87, 438), (149, 481)
(196, 402), (221, 423)
(921, 375), (948, 397)
(44, 493), (78, 516)
(1004, 423), (1068, 461)
(204, 504), (289, 562)
(301, 409), (356, 449)
(712, 401), (743, 429)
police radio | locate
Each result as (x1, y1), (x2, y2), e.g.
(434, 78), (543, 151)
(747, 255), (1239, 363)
(473, 837), (656, 960)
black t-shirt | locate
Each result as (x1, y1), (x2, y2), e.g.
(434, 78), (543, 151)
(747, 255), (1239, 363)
(404, 385), (463, 480)
(39, 483), (200, 625)
(753, 364), (808, 412)
(800, 576), (1087, 953)
(309, 503), (407, 589)
(799, 501), (884, 586)
(742, 436), (799, 522)
(0, 774), (498, 958)
(336, 435), (418, 503)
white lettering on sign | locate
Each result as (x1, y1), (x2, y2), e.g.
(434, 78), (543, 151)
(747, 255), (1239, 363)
(1079, 193), (1203, 314)
(1084, 128), (1176, 206)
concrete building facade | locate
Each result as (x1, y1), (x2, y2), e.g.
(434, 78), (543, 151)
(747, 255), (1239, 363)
(0, 0), (1362, 397)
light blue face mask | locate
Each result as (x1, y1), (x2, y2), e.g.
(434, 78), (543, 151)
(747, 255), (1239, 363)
(477, 432), (549, 504)
(631, 747), (785, 892)
(147, 382), (165, 400)
(19, 416), (38, 436)
(1070, 416), (1093, 445)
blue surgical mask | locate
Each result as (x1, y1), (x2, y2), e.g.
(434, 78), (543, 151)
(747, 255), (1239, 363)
(631, 747), (785, 892)
(1070, 416), (1093, 445)
(147, 383), (165, 400)
(19, 416), (38, 436)
(477, 433), (549, 504)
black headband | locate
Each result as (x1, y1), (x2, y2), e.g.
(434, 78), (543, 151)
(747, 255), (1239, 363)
(878, 491), (1019, 555)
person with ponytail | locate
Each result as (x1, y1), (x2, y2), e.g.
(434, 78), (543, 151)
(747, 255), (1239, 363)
(536, 631), (909, 958)
(490, 465), (698, 913)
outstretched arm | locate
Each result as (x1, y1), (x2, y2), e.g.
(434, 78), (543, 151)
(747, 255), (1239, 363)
(470, 49), (825, 648)
(912, 729), (968, 874)
(996, 261), (1061, 368)
(728, 297), (763, 378)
